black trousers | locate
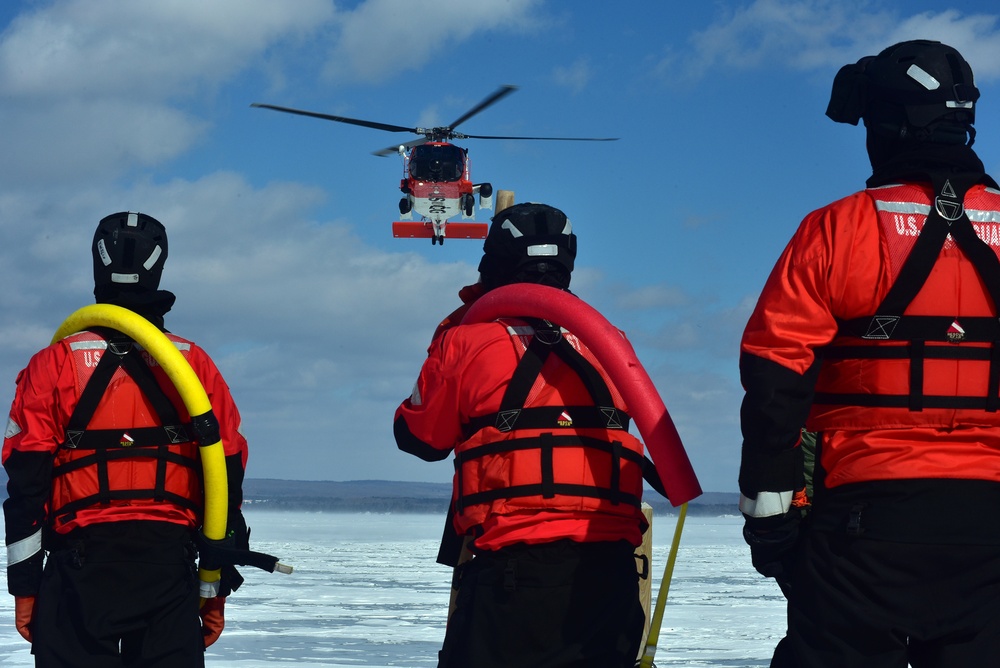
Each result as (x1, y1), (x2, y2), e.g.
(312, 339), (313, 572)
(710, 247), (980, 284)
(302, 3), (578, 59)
(32, 521), (204, 668)
(439, 539), (645, 668)
(772, 529), (1000, 668)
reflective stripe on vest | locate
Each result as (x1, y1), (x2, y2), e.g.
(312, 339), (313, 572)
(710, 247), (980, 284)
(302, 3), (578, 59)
(815, 178), (1000, 416)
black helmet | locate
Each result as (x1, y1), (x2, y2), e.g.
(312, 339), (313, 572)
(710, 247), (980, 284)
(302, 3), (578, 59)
(826, 40), (978, 141)
(92, 211), (168, 293)
(478, 203), (576, 291)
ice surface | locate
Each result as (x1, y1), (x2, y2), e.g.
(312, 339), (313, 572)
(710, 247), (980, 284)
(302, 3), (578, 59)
(0, 511), (785, 667)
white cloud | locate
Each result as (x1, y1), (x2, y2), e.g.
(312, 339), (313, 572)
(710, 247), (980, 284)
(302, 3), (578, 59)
(0, 0), (334, 184)
(0, 0), (334, 98)
(553, 58), (591, 93)
(321, 0), (544, 83)
(657, 1), (1000, 82)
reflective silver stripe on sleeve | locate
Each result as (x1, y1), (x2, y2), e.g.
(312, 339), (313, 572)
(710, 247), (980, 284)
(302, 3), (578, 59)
(200, 579), (221, 599)
(5, 416), (21, 439)
(6, 529), (42, 566)
(738, 490), (792, 518)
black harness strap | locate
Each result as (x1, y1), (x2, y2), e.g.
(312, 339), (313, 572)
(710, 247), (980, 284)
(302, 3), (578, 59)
(455, 319), (646, 512)
(462, 319), (630, 437)
(823, 174), (1000, 411)
(64, 333), (190, 449)
(461, 483), (642, 510)
(54, 331), (200, 517)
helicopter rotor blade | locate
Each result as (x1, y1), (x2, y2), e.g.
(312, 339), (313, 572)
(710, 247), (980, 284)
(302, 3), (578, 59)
(447, 85), (518, 132)
(373, 137), (428, 157)
(251, 103), (416, 134)
(459, 133), (619, 142)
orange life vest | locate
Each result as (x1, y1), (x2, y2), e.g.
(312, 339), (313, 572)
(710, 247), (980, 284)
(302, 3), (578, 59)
(49, 330), (202, 534)
(451, 319), (646, 535)
(809, 178), (1000, 432)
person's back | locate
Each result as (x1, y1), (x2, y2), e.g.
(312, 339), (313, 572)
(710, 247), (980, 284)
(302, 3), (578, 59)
(739, 41), (1000, 667)
(3, 211), (250, 667)
(395, 203), (647, 668)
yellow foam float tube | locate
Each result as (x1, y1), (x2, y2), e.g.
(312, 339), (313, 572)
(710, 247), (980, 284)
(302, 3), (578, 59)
(52, 304), (228, 597)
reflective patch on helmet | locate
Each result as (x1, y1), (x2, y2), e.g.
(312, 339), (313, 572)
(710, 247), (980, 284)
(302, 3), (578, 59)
(143, 244), (163, 271)
(111, 272), (140, 284)
(906, 64), (940, 91)
(527, 244), (558, 257)
(5, 416), (21, 439)
(127, 212), (139, 227)
(501, 219), (524, 237)
(96, 238), (113, 267)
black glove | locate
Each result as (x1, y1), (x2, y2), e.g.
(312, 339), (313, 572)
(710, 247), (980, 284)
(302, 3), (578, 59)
(743, 511), (801, 583)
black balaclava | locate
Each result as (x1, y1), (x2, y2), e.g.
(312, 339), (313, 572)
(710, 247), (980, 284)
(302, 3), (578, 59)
(92, 211), (176, 328)
(825, 40), (994, 188)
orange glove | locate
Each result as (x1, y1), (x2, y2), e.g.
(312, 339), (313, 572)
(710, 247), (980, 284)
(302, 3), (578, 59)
(15, 596), (35, 642)
(199, 596), (226, 647)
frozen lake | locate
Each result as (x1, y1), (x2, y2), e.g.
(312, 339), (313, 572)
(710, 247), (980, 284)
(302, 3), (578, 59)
(0, 510), (786, 667)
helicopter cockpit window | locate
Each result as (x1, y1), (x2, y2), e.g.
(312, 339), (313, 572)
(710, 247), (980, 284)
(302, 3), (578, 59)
(409, 144), (466, 182)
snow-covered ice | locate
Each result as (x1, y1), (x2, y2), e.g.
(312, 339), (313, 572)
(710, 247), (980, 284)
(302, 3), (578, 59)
(1, 510), (785, 667)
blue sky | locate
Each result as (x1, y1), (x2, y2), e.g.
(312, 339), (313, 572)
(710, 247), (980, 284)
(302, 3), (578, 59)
(1, 0), (999, 493)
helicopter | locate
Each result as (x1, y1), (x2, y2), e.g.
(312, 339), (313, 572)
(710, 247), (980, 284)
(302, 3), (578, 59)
(251, 85), (616, 245)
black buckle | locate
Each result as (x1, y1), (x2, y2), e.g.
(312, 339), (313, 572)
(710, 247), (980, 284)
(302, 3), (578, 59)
(503, 559), (517, 592)
(846, 503), (866, 537)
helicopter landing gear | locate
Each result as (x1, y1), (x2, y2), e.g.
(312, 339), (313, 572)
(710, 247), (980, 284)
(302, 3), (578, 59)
(398, 197), (412, 215)
(432, 235), (444, 245)
(461, 193), (475, 217)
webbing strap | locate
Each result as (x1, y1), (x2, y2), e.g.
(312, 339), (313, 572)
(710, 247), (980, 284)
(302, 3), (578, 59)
(492, 320), (557, 431)
(64, 331), (188, 449)
(454, 319), (641, 513)
(469, 319), (627, 435)
(827, 174), (1000, 412)
(462, 406), (630, 439)
(454, 433), (643, 511)
(55, 330), (198, 517)
(55, 488), (201, 518)
(52, 447), (200, 477)
(461, 483), (641, 510)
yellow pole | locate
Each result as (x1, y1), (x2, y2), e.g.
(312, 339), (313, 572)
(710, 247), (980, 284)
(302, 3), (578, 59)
(639, 502), (688, 668)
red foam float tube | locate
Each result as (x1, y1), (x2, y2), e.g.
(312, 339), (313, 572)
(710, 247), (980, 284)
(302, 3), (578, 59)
(462, 283), (702, 506)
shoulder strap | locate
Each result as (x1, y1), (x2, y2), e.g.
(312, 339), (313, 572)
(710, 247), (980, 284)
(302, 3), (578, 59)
(464, 319), (629, 435)
(64, 331), (189, 449)
(826, 175), (1000, 412)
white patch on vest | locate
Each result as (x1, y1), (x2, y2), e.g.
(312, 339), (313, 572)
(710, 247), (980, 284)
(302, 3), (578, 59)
(907, 64), (940, 90)
(409, 382), (422, 406)
(5, 416), (21, 439)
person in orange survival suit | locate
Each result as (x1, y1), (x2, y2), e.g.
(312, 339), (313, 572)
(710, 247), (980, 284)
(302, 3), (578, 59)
(395, 203), (648, 668)
(3, 212), (251, 667)
(739, 41), (1000, 667)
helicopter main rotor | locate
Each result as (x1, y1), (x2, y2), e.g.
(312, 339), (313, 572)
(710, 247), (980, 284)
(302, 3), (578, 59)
(251, 85), (618, 156)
